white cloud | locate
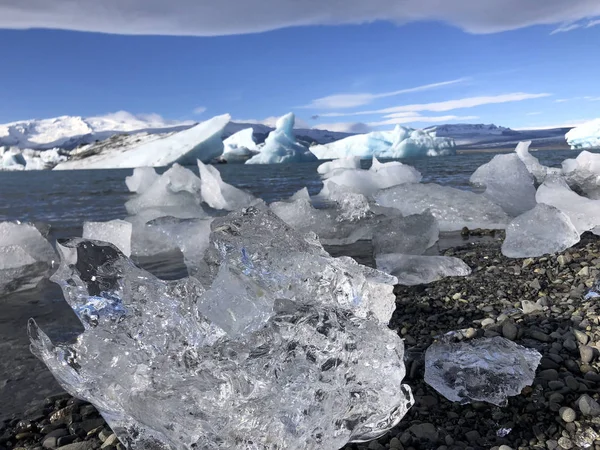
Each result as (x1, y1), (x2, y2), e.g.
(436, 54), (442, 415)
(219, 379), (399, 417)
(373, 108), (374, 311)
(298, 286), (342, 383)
(193, 106), (207, 115)
(303, 78), (468, 109)
(526, 111), (542, 116)
(236, 115), (310, 129)
(2, 1), (600, 36)
(554, 96), (600, 102)
(312, 122), (373, 133)
(551, 22), (583, 34)
(368, 114), (479, 127)
(319, 92), (552, 118)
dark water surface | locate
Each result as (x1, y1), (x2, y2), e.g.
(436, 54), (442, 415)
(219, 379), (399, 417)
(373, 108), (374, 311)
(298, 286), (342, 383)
(0, 149), (595, 420)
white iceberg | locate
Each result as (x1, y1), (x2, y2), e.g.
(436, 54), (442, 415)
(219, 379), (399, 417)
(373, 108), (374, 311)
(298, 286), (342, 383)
(245, 113), (318, 164)
(54, 114), (230, 170)
(561, 150), (600, 199)
(1, 147), (26, 171)
(220, 128), (259, 163)
(317, 156), (361, 175)
(374, 183), (511, 231)
(470, 153), (537, 216)
(514, 141), (561, 184)
(125, 167), (160, 194)
(501, 204), (580, 258)
(566, 119), (600, 149)
(310, 125), (456, 160)
(197, 161), (256, 211)
(82, 220), (133, 257)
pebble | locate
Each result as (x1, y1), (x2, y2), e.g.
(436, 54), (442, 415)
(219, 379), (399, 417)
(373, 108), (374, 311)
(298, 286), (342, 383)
(558, 436), (573, 449)
(501, 320), (518, 340)
(573, 329), (590, 345)
(579, 345), (595, 364)
(539, 369), (559, 381)
(559, 407), (576, 423)
(408, 423), (438, 441)
(563, 338), (578, 352)
(577, 394), (600, 417)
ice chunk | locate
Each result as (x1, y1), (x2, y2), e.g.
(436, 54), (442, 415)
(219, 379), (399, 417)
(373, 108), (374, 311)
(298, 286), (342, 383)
(30, 211), (412, 449)
(1, 147), (26, 171)
(319, 158), (422, 198)
(536, 176), (600, 234)
(125, 167), (159, 194)
(82, 220), (133, 257)
(374, 183), (510, 231)
(221, 128), (259, 163)
(424, 336), (541, 406)
(317, 156), (361, 175)
(197, 160), (256, 210)
(0, 222), (56, 295)
(324, 182), (372, 221)
(311, 125), (455, 159)
(561, 150), (600, 199)
(514, 141), (560, 184)
(246, 113), (318, 164)
(470, 153), (536, 216)
(566, 118), (600, 149)
(376, 254), (470, 285)
(54, 114), (230, 169)
(124, 164), (203, 216)
(372, 212), (439, 256)
(501, 204), (580, 258)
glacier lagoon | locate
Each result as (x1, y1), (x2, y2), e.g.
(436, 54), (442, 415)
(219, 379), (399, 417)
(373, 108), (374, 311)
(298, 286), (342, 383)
(1, 147), (600, 449)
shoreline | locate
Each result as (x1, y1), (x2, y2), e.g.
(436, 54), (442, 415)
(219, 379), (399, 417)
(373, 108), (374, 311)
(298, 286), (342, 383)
(2, 234), (600, 449)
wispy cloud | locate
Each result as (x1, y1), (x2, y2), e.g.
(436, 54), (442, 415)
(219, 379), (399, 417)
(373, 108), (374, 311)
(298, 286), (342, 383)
(526, 111), (542, 116)
(193, 106), (207, 115)
(303, 78), (469, 110)
(554, 96), (600, 103)
(2, 1), (600, 36)
(368, 114), (479, 127)
(552, 17), (600, 33)
(312, 122), (373, 133)
(319, 92), (552, 118)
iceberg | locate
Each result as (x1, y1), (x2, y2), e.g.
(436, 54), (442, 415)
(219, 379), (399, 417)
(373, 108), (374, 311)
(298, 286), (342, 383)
(125, 167), (159, 194)
(197, 160), (256, 211)
(424, 336), (541, 406)
(501, 204), (580, 258)
(220, 128), (259, 163)
(0, 147), (26, 171)
(375, 254), (471, 285)
(566, 118), (600, 149)
(82, 220), (133, 257)
(514, 141), (560, 184)
(561, 150), (600, 199)
(245, 113), (318, 164)
(470, 153), (537, 216)
(374, 183), (511, 231)
(0, 222), (56, 295)
(317, 156), (361, 175)
(310, 125), (456, 160)
(372, 212), (439, 256)
(54, 114), (230, 170)
(319, 158), (422, 199)
(30, 207), (413, 449)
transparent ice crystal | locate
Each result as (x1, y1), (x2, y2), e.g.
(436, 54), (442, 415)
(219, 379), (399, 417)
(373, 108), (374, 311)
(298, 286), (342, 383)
(29, 207), (413, 449)
(424, 336), (541, 406)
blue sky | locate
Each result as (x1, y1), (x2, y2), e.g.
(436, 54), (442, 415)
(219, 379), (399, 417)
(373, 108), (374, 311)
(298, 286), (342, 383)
(1, 0), (600, 132)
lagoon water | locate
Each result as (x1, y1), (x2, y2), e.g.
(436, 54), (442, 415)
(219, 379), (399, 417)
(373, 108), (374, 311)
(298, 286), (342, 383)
(0, 148), (594, 420)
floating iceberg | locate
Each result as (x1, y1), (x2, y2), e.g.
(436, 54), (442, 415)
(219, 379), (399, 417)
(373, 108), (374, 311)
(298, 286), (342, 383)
(30, 207), (413, 449)
(246, 113), (318, 164)
(220, 128), (259, 163)
(424, 336), (541, 406)
(501, 204), (580, 258)
(374, 183), (510, 231)
(0, 147), (26, 170)
(310, 125), (456, 160)
(566, 118), (600, 149)
(0, 222), (56, 295)
(197, 161), (256, 211)
(317, 156), (361, 175)
(375, 254), (471, 286)
(470, 153), (536, 216)
(54, 114), (231, 170)
(82, 220), (133, 257)
(319, 158), (422, 199)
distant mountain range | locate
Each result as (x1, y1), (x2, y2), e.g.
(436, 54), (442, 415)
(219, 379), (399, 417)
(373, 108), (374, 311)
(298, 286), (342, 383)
(0, 114), (572, 151)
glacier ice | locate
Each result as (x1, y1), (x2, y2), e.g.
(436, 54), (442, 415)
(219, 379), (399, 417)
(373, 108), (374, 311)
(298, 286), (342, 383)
(424, 336), (541, 406)
(82, 220), (133, 257)
(317, 156), (361, 175)
(246, 113), (318, 164)
(470, 153), (536, 216)
(514, 141), (560, 184)
(319, 157), (422, 199)
(561, 150), (600, 199)
(375, 254), (471, 286)
(372, 212), (439, 256)
(310, 125), (456, 160)
(0, 222), (56, 295)
(536, 176), (600, 234)
(125, 167), (159, 194)
(374, 183), (511, 231)
(197, 160), (256, 211)
(221, 128), (259, 163)
(566, 118), (600, 149)
(0, 147), (26, 170)
(501, 204), (580, 258)
(29, 207), (413, 449)
(54, 114), (230, 170)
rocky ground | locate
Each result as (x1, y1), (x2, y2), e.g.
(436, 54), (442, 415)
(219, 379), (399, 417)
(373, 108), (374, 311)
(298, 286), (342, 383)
(2, 233), (600, 450)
